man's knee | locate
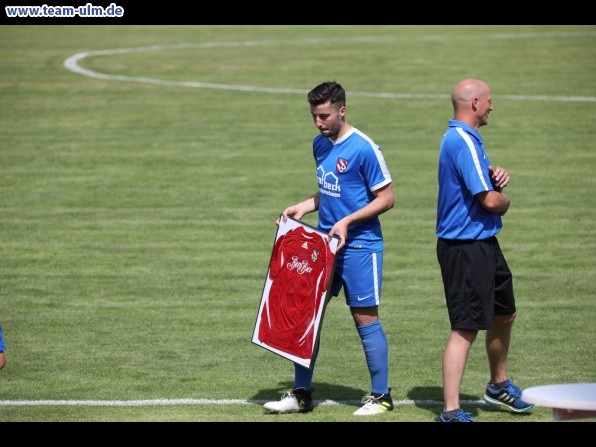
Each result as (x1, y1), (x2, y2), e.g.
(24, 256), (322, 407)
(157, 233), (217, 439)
(495, 312), (517, 325)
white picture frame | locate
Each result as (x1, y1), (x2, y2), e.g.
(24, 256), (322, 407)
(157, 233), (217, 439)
(252, 215), (340, 369)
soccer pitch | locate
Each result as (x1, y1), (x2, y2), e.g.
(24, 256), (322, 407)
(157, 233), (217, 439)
(0, 25), (594, 423)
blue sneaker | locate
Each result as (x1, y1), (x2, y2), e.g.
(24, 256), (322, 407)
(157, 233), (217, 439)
(438, 409), (476, 422)
(484, 380), (534, 413)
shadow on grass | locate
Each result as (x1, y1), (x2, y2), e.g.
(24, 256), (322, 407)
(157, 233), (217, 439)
(251, 381), (367, 410)
(406, 386), (536, 421)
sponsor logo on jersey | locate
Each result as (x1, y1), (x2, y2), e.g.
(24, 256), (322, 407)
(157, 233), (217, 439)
(287, 255), (313, 274)
(317, 166), (341, 197)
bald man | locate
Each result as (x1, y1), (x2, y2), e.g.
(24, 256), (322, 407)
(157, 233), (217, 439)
(435, 79), (533, 422)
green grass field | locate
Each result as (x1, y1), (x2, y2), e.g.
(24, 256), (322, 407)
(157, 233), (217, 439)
(0, 25), (595, 423)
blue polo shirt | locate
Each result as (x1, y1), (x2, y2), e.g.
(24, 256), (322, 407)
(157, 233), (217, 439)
(0, 324), (5, 352)
(436, 119), (502, 240)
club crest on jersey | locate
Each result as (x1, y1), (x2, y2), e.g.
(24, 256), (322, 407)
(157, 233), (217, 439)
(311, 249), (319, 263)
(336, 158), (348, 173)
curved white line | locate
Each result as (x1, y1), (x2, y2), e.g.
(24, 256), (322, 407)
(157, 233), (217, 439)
(63, 38), (596, 103)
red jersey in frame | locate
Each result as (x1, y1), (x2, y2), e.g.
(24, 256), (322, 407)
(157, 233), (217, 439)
(252, 216), (339, 368)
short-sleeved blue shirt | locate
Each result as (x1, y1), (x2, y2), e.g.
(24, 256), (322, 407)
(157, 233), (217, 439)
(436, 119), (502, 240)
(0, 324), (5, 352)
(314, 127), (392, 251)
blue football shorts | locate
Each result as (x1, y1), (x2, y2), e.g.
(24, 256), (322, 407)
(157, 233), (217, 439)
(330, 247), (383, 308)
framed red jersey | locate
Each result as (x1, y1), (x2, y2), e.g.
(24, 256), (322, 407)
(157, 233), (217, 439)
(252, 215), (340, 369)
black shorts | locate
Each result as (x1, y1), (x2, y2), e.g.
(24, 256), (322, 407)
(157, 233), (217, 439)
(436, 236), (516, 331)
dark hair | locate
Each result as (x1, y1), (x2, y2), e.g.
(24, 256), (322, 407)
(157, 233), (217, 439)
(307, 81), (346, 107)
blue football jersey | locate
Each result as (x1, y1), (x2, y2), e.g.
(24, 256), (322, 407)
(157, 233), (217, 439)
(313, 127), (392, 250)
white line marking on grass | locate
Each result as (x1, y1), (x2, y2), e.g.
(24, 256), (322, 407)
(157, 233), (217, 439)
(63, 34), (596, 103)
(0, 398), (488, 407)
